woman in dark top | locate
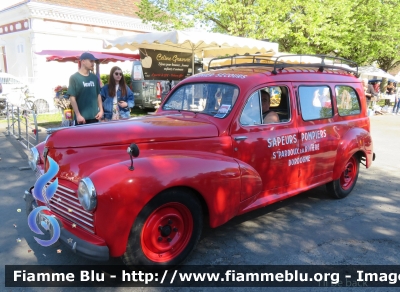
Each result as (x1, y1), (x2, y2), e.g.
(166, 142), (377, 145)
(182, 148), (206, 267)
(386, 81), (395, 95)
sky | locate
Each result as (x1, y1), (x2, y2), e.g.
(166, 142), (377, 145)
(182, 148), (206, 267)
(0, 0), (24, 11)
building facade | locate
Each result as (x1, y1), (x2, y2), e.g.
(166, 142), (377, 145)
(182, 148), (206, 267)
(0, 0), (152, 108)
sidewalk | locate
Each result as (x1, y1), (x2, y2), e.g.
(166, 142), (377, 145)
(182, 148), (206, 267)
(0, 120), (49, 149)
(0, 122), (31, 168)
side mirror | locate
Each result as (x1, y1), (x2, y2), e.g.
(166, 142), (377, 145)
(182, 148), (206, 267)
(127, 143), (140, 170)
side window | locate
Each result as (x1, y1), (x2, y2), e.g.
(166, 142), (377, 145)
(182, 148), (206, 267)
(240, 91), (262, 125)
(335, 86), (361, 116)
(267, 86), (290, 122)
(299, 86), (333, 120)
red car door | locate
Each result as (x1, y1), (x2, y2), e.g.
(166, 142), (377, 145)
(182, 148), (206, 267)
(295, 83), (340, 185)
(231, 85), (300, 202)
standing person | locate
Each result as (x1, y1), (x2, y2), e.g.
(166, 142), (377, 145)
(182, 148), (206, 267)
(373, 81), (381, 107)
(100, 66), (134, 121)
(362, 79), (377, 108)
(67, 52), (103, 124)
(386, 81), (395, 107)
(373, 81), (381, 94)
(393, 85), (400, 115)
(386, 81), (395, 95)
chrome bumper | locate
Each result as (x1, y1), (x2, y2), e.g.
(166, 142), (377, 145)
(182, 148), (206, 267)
(24, 189), (109, 261)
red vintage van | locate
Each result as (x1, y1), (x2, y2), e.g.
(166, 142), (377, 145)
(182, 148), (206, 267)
(25, 55), (374, 266)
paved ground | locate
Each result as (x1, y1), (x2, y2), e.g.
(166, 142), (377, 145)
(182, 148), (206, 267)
(0, 113), (399, 291)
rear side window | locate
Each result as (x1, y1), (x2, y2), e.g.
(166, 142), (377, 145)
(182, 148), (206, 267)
(299, 86), (333, 120)
(335, 86), (361, 116)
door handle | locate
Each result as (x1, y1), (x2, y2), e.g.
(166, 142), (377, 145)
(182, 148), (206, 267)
(234, 136), (248, 141)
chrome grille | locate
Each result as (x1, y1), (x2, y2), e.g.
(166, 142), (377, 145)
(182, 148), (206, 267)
(34, 169), (95, 234)
(48, 184), (95, 234)
(35, 168), (42, 179)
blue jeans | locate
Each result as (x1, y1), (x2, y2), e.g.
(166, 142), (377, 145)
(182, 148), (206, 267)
(393, 98), (400, 114)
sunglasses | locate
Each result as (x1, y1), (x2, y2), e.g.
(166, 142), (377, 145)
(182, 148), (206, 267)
(114, 72), (123, 76)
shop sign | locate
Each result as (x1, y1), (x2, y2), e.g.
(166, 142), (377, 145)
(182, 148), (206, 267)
(139, 49), (192, 80)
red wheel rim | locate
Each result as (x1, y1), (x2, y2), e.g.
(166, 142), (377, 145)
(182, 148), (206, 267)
(340, 156), (357, 190)
(141, 202), (193, 262)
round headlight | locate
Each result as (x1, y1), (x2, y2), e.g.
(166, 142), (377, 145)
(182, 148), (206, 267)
(28, 147), (39, 171)
(78, 178), (97, 211)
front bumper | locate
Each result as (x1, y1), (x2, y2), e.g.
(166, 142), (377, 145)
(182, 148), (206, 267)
(24, 189), (109, 261)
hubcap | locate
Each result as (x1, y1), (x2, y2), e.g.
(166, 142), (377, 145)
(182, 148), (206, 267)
(141, 202), (193, 262)
(340, 156), (357, 190)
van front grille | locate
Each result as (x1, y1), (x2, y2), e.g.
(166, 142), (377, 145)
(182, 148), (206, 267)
(35, 167), (95, 234)
(48, 184), (95, 234)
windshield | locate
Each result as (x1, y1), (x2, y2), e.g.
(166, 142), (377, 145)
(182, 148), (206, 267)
(163, 83), (239, 118)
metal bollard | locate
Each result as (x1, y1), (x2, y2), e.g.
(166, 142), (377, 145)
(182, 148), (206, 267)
(17, 106), (21, 140)
(6, 102), (10, 136)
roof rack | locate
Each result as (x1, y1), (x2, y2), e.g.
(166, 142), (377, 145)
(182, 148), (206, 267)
(208, 54), (358, 76)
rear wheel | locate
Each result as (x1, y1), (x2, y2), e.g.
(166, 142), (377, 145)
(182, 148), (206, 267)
(33, 99), (49, 114)
(122, 189), (203, 266)
(326, 154), (360, 199)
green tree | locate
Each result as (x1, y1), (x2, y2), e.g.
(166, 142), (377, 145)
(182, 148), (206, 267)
(343, 0), (400, 71)
(137, 0), (400, 68)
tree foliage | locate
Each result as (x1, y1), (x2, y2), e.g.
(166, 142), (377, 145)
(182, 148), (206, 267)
(137, 0), (400, 70)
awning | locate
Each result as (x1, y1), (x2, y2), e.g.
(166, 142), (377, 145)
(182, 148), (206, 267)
(35, 50), (140, 77)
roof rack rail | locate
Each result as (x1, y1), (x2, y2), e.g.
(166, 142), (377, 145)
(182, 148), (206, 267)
(208, 54), (358, 76)
(271, 54), (358, 76)
(208, 54), (276, 70)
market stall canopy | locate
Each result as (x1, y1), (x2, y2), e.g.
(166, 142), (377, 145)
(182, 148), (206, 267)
(103, 30), (279, 59)
(358, 66), (396, 80)
(393, 72), (400, 82)
(35, 50), (139, 63)
(35, 50), (140, 78)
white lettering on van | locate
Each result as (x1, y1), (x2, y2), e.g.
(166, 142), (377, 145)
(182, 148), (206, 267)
(267, 134), (297, 148)
(301, 129), (326, 141)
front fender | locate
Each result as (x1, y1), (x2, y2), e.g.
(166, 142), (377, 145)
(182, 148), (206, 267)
(333, 127), (373, 179)
(89, 150), (242, 257)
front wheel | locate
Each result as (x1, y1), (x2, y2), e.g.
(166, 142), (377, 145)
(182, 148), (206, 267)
(326, 154), (360, 199)
(122, 189), (203, 266)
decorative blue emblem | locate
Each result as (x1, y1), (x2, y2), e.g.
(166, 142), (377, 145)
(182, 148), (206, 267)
(27, 157), (61, 247)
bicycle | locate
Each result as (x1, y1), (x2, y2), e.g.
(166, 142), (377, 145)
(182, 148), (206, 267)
(0, 96), (6, 118)
(16, 86), (49, 114)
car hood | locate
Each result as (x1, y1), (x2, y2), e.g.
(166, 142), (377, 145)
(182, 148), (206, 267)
(45, 115), (219, 148)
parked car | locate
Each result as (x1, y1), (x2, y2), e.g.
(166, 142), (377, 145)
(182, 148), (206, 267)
(24, 54), (374, 266)
(0, 72), (27, 101)
(0, 72), (50, 113)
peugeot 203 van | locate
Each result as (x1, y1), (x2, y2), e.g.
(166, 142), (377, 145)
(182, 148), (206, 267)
(25, 54), (374, 266)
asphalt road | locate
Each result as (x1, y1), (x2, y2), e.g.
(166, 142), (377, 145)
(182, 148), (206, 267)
(0, 114), (399, 292)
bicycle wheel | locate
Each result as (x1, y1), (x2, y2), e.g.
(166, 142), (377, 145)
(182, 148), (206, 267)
(33, 99), (49, 114)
